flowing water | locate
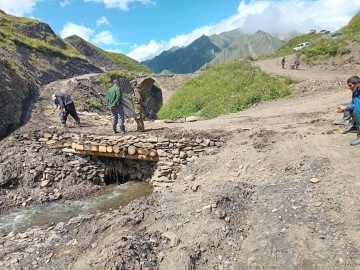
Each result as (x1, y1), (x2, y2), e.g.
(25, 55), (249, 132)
(0, 181), (152, 235)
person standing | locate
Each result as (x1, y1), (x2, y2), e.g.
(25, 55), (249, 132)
(294, 58), (300, 70)
(130, 79), (145, 132)
(51, 91), (80, 128)
(337, 76), (360, 146)
(106, 79), (126, 134)
(281, 57), (286, 69)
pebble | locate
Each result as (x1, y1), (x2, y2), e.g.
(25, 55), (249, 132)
(310, 177), (320, 183)
(312, 201), (322, 207)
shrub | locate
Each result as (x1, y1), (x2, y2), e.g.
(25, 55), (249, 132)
(86, 98), (102, 109)
(0, 58), (16, 72)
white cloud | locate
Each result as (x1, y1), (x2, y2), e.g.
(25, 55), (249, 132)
(229, 0), (354, 37)
(0, 0), (40, 16)
(127, 0), (360, 61)
(127, 40), (164, 62)
(59, 22), (95, 41)
(83, 0), (155, 11)
(60, 0), (72, 8)
(92, 30), (116, 45)
(96, 16), (110, 26)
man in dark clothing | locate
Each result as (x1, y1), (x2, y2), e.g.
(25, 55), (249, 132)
(106, 79), (126, 134)
(281, 57), (285, 69)
(51, 92), (81, 128)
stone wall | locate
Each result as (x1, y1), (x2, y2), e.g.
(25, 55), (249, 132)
(0, 130), (226, 208)
(66, 133), (225, 191)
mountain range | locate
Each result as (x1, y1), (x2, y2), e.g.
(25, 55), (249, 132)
(141, 29), (286, 74)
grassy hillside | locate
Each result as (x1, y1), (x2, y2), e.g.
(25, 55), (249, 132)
(106, 51), (150, 73)
(342, 11), (360, 40)
(158, 60), (294, 119)
(267, 11), (360, 64)
(0, 11), (86, 60)
(270, 33), (323, 58)
(65, 35), (150, 74)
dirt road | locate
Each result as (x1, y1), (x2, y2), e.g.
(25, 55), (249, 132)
(1, 58), (360, 269)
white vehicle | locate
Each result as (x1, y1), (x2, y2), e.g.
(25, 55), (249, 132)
(293, 42), (310, 51)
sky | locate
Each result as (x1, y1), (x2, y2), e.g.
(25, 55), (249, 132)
(0, 0), (359, 62)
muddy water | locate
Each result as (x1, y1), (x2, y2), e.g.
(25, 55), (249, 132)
(0, 181), (152, 235)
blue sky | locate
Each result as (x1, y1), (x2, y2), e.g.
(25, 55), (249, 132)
(0, 0), (359, 62)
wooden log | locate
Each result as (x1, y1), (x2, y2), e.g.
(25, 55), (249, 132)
(71, 142), (77, 149)
(137, 148), (149, 156)
(99, 145), (107, 153)
(84, 143), (91, 151)
(127, 145), (137, 155)
(75, 143), (84, 151)
(106, 145), (113, 153)
(113, 145), (120, 153)
(90, 144), (99, 152)
(149, 149), (158, 157)
(71, 150), (158, 161)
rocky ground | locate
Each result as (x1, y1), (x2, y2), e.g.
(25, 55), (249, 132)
(1, 56), (360, 270)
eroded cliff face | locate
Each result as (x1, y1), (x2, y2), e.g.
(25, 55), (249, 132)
(0, 42), (102, 139)
(0, 64), (32, 139)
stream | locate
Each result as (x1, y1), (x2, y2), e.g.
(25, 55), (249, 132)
(0, 181), (152, 235)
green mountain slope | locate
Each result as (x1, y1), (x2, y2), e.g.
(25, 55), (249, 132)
(141, 30), (244, 74)
(211, 31), (285, 65)
(142, 35), (223, 74)
(141, 29), (284, 74)
(65, 35), (150, 74)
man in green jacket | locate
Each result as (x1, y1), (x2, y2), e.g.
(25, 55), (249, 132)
(106, 79), (126, 134)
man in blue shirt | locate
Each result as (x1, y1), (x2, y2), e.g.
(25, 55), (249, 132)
(337, 76), (360, 146)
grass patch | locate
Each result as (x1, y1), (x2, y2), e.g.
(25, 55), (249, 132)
(158, 60), (294, 120)
(0, 58), (17, 73)
(301, 39), (350, 64)
(86, 98), (102, 109)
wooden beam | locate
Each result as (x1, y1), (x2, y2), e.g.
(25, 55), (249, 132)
(73, 150), (159, 161)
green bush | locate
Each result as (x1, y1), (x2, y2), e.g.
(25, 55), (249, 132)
(0, 58), (16, 72)
(86, 98), (102, 109)
(158, 60), (294, 120)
